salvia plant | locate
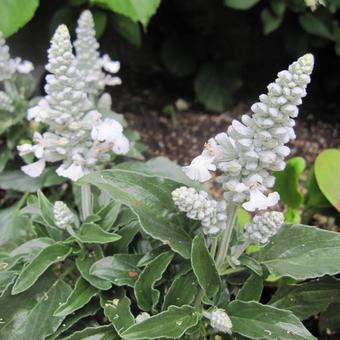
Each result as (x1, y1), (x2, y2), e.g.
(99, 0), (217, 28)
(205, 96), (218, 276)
(1, 11), (340, 340)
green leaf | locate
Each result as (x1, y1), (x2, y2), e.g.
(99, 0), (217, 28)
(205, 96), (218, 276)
(10, 238), (55, 257)
(62, 325), (118, 340)
(194, 63), (242, 112)
(97, 200), (121, 231)
(274, 157), (305, 209)
(112, 222), (139, 253)
(270, 276), (340, 320)
(93, 10), (107, 38)
(92, 0), (161, 27)
(0, 0), (39, 37)
(121, 305), (201, 339)
(191, 233), (220, 301)
(74, 223), (121, 244)
(258, 224), (340, 279)
(0, 271), (72, 339)
(261, 0), (286, 35)
(0, 271), (16, 296)
(90, 254), (142, 287)
(54, 278), (98, 317)
(111, 13), (141, 47)
(101, 295), (134, 334)
(76, 246), (112, 290)
(315, 149), (340, 211)
(12, 243), (72, 295)
(135, 252), (173, 311)
(224, 0), (260, 10)
(0, 168), (64, 193)
(319, 303), (340, 334)
(236, 274), (263, 302)
(227, 300), (316, 339)
(299, 12), (334, 40)
(163, 271), (199, 309)
(37, 190), (56, 227)
(80, 169), (192, 258)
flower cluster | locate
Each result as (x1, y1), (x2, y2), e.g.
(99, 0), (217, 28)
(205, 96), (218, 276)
(183, 54), (314, 212)
(172, 186), (227, 234)
(74, 10), (121, 97)
(17, 24), (129, 181)
(204, 309), (232, 334)
(53, 201), (76, 230)
(245, 211), (284, 244)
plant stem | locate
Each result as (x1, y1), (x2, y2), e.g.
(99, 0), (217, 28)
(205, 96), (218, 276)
(231, 239), (251, 264)
(210, 237), (218, 259)
(215, 203), (237, 269)
(80, 184), (92, 220)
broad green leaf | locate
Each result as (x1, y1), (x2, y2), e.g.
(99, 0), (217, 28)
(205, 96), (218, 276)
(191, 233), (220, 301)
(274, 157), (306, 209)
(270, 276), (340, 320)
(135, 252), (173, 311)
(261, 0), (286, 35)
(80, 169), (192, 258)
(239, 255), (263, 276)
(227, 300), (316, 339)
(163, 271), (199, 309)
(10, 238), (55, 257)
(236, 274), (263, 302)
(48, 302), (100, 340)
(62, 325), (118, 340)
(93, 10), (107, 38)
(111, 13), (141, 47)
(74, 223), (121, 244)
(224, 0), (260, 10)
(38, 190), (56, 227)
(112, 222), (139, 253)
(299, 12), (334, 40)
(305, 166), (331, 209)
(121, 305), (201, 339)
(194, 63), (242, 112)
(97, 200), (121, 231)
(54, 278), (98, 317)
(0, 271), (72, 340)
(0, 168), (64, 193)
(90, 254), (142, 286)
(0, 271), (16, 296)
(92, 0), (161, 27)
(101, 295), (134, 334)
(0, 0), (39, 37)
(116, 157), (201, 189)
(76, 246), (112, 290)
(12, 243), (72, 294)
(315, 149), (340, 211)
(258, 224), (340, 279)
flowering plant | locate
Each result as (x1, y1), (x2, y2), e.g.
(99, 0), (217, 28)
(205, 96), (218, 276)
(1, 47), (340, 340)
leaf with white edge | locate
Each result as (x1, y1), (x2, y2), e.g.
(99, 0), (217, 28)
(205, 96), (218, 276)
(121, 305), (201, 339)
(236, 274), (263, 302)
(12, 243), (72, 295)
(10, 237), (55, 257)
(74, 223), (121, 244)
(97, 200), (121, 231)
(191, 233), (220, 302)
(0, 0), (39, 37)
(80, 169), (192, 259)
(135, 252), (173, 311)
(90, 254), (142, 287)
(274, 157), (306, 209)
(315, 149), (340, 211)
(269, 276), (340, 320)
(258, 224), (340, 279)
(54, 278), (98, 317)
(0, 271), (72, 340)
(76, 246), (112, 290)
(62, 325), (118, 340)
(163, 271), (199, 309)
(92, 0), (161, 27)
(101, 295), (134, 335)
(0, 271), (16, 296)
(224, 0), (260, 10)
(227, 300), (316, 340)
(112, 222), (139, 253)
(38, 190), (56, 227)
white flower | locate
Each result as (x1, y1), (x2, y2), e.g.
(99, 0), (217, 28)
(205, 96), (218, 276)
(56, 163), (85, 181)
(183, 150), (216, 182)
(91, 118), (123, 142)
(27, 99), (50, 122)
(101, 54), (120, 73)
(0, 91), (14, 112)
(135, 312), (151, 324)
(11, 57), (34, 73)
(112, 135), (129, 155)
(53, 201), (76, 230)
(305, 0), (325, 11)
(21, 159), (46, 177)
(204, 309), (232, 334)
(17, 143), (33, 156)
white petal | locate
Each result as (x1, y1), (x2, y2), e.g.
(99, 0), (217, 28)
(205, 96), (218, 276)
(56, 163), (84, 182)
(242, 189), (280, 212)
(12, 58), (34, 73)
(91, 118), (123, 142)
(17, 144), (33, 156)
(183, 152), (216, 182)
(105, 75), (122, 86)
(112, 135), (130, 155)
(101, 54), (120, 73)
(21, 159), (46, 178)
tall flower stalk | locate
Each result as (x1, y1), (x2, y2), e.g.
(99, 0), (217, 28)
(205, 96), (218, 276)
(172, 54), (314, 269)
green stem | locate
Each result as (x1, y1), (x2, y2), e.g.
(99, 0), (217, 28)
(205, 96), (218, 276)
(231, 239), (251, 264)
(215, 204), (237, 269)
(80, 184), (92, 220)
(210, 237), (218, 259)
